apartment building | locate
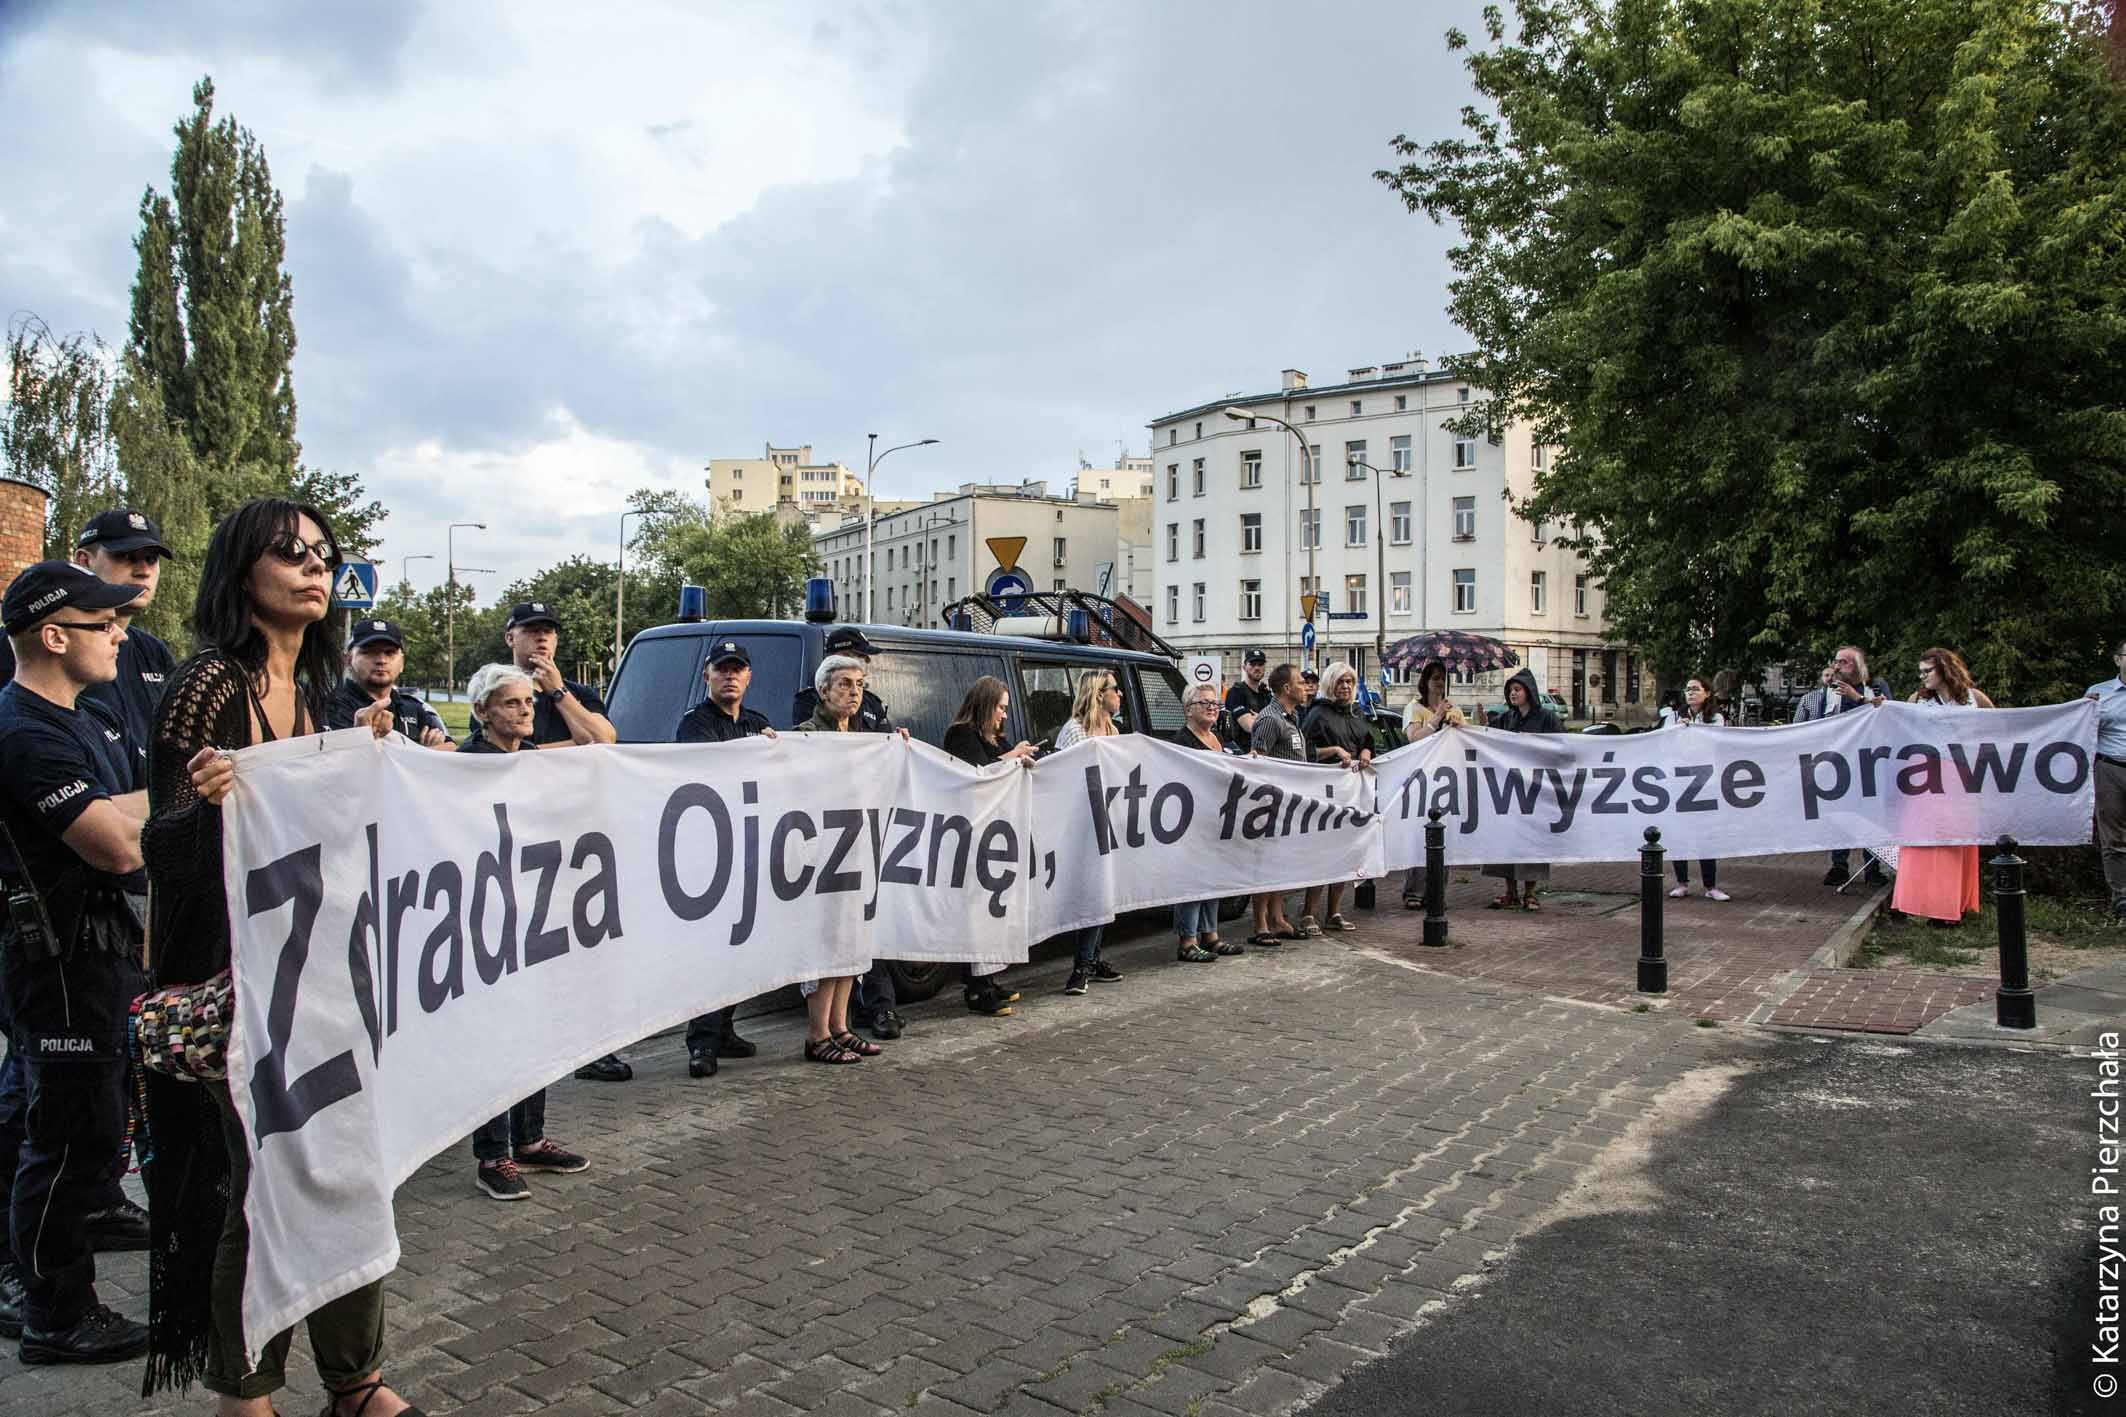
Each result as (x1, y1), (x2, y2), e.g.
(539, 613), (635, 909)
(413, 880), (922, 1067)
(1148, 361), (1647, 721)
(705, 443), (863, 523)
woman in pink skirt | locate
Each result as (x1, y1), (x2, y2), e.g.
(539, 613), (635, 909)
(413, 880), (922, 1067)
(1893, 648), (1995, 925)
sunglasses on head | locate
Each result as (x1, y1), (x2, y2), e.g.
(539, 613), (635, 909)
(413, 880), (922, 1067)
(264, 533), (340, 569)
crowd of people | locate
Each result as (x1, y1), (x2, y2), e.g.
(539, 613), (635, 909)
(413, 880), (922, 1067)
(0, 494), (2120, 1416)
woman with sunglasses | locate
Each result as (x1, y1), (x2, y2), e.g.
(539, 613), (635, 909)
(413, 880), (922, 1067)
(1893, 648), (1995, 927)
(1054, 672), (1127, 995)
(140, 500), (421, 1415)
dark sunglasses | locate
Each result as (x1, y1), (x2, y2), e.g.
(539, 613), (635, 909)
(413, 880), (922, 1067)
(264, 534), (340, 569)
(47, 619), (120, 633)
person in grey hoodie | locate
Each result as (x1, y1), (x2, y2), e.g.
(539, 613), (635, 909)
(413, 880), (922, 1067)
(1483, 667), (1562, 910)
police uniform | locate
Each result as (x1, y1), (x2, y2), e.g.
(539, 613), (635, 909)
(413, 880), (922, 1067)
(1223, 659), (1273, 750)
(324, 619), (452, 744)
(675, 641), (770, 1073)
(501, 602), (610, 746)
(0, 563), (152, 1357)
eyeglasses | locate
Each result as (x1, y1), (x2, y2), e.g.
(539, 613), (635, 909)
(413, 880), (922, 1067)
(47, 619), (120, 633)
(1187, 698), (1219, 709)
(264, 534), (340, 569)
(1102, 683), (1121, 695)
(1918, 665), (1938, 675)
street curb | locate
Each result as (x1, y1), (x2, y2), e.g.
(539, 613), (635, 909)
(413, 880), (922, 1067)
(1741, 882), (1891, 1026)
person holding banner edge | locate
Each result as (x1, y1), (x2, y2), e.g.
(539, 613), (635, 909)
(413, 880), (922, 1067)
(1892, 649), (1995, 925)
(1300, 663), (1371, 933)
(675, 640), (778, 1069)
(1399, 661), (1465, 908)
(139, 499), (423, 1413)
(2088, 639), (2126, 922)
(1483, 667), (1563, 911)
(1170, 681), (1241, 961)
(942, 675), (1036, 1011)
(1665, 677), (1731, 901)
(1819, 645), (1893, 889)
(1246, 664), (1310, 948)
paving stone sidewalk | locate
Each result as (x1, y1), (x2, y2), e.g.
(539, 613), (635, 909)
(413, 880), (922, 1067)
(3, 925), (1757, 1417)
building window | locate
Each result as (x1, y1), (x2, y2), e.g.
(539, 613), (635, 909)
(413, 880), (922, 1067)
(1304, 404), (1317, 421)
(1391, 434), (1412, 471)
(1166, 585), (1179, 624)
(1453, 569), (1476, 613)
(1192, 458), (1205, 496)
(1454, 436), (1477, 469)
(1241, 451), (1262, 489)
(1240, 512), (1262, 553)
(947, 577), (955, 599)
(886, 586), (894, 611)
(1350, 400), (1362, 416)
(1054, 578), (1066, 592)
(1166, 523), (1178, 561)
(1194, 420), (1203, 439)
(1458, 386), (1470, 403)
(1168, 428), (1178, 445)
(1530, 570), (1547, 614)
(1344, 440), (1367, 478)
(1625, 652), (1640, 703)
(1053, 536), (1067, 566)
(1345, 573), (1367, 616)
(1531, 516), (1548, 544)
(1192, 519), (1206, 558)
(1298, 508), (1320, 550)
(1391, 571), (1412, 615)
(1533, 444), (1548, 471)
(1240, 579), (1262, 621)
(1302, 446), (1322, 484)
(1394, 394), (1407, 412)
(1575, 573), (1590, 616)
(1453, 496), (1476, 540)
(1167, 464), (1178, 500)
(1192, 582), (1206, 622)
(1390, 501), (1412, 545)
(948, 533), (956, 558)
(1345, 504), (1367, 547)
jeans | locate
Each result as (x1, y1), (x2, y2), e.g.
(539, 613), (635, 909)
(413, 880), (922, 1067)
(471, 1090), (547, 1163)
(1074, 925), (1104, 966)
(1172, 900), (1219, 939)
(1674, 860), (1719, 889)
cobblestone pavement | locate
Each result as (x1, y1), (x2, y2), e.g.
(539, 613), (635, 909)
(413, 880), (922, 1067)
(1766, 966), (1994, 1034)
(5, 907), (1763, 1417)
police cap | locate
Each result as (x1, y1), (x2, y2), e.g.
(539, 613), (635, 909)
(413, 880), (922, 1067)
(823, 626), (879, 658)
(76, 508), (176, 559)
(3, 561), (143, 636)
(505, 601), (562, 632)
(349, 618), (403, 649)
(708, 640), (751, 668)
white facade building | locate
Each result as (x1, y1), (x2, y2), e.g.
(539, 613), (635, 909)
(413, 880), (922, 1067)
(1148, 362), (1647, 721)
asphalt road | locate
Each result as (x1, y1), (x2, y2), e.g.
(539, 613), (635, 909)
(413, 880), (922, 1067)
(1305, 1034), (2112, 1417)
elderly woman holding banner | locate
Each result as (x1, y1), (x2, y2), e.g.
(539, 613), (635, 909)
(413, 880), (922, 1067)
(1400, 660), (1465, 908)
(1169, 681), (1241, 962)
(793, 655), (898, 1063)
(1894, 648), (1995, 925)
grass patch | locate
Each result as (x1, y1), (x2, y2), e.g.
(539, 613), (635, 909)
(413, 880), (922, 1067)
(1632, 1003), (1651, 1013)
(1857, 878), (2122, 984)
(431, 698), (473, 736)
(1694, 1017), (1717, 1028)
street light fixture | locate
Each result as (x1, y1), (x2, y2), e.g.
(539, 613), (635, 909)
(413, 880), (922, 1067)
(1350, 457), (1413, 703)
(615, 507), (647, 674)
(863, 434), (940, 623)
(446, 522), (485, 701)
(400, 553), (434, 591)
(1225, 406), (1315, 664)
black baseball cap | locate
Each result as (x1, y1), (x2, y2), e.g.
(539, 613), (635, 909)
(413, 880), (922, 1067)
(1243, 649), (1268, 665)
(348, 617), (403, 649)
(3, 560), (144, 636)
(708, 639), (751, 668)
(76, 508), (175, 559)
(505, 601), (562, 631)
(1301, 668), (1320, 682)
(824, 626), (880, 658)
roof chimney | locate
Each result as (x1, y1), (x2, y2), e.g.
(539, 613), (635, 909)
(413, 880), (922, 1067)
(1280, 369), (1308, 391)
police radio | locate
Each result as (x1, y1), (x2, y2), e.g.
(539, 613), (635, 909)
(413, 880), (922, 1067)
(0, 820), (61, 961)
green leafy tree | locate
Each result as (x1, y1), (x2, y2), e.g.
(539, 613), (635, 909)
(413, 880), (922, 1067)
(125, 76), (384, 552)
(464, 555), (676, 686)
(1380, 0), (2126, 702)
(670, 513), (822, 622)
(2, 315), (121, 561)
(105, 350), (209, 645)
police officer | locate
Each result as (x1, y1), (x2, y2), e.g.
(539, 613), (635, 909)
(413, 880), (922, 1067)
(674, 639), (777, 1078)
(0, 509), (179, 790)
(324, 618), (455, 748)
(0, 563), (152, 1362)
(1223, 649), (1271, 748)
(505, 601), (617, 748)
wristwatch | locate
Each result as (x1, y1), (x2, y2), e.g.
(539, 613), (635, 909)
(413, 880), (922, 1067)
(543, 687), (569, 706)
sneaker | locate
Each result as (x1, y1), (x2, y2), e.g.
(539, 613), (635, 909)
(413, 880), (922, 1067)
(83, 1197), (150, 1252)
(1822, 866), (1847, 886)
(18, 1304), (150, 1364)
(0, 1260), (23, 1340)
(1063, 969), (1091, 996)
(687, 1045), (718, 1079)
(870, 1009), (906, 1041)
(965, 983), (1014, 1016)
(574, 1053), (632, 1083)
(1668, 885), (1690, 899)
(1091, 960), (1124, 984)
(476, 1159), (529, 1202)
(1297, 915), (1325, 938)
(515, 1139), (588, 1174)
(1705, 889), (1731, 902)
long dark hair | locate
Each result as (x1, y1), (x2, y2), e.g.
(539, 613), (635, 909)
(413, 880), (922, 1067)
(950, 674), (1009, 744)
(192, 497), (343, 693)
(1416, 661), (1448, 708)
(1683, 676), (1724, 722)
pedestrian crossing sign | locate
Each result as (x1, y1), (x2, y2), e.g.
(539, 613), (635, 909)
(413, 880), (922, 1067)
(332, 560), (378, 609)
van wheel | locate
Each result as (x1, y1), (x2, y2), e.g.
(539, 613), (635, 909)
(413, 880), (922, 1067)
(884, 960), (951, 1004)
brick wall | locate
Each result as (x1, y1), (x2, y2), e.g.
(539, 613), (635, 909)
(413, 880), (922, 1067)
(0, 477), (51, 596)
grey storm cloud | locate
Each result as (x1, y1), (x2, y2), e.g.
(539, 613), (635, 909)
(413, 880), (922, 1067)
(1, 0), (1481, 588)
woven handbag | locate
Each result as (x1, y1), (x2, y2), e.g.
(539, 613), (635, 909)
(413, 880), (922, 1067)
(131, 970), (233, 1082)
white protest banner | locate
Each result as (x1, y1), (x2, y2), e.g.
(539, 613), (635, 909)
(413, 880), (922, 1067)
(1373, 700), (2097, 869)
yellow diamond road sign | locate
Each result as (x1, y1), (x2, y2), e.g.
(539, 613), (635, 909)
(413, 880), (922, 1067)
(986, 536), (1027, 571)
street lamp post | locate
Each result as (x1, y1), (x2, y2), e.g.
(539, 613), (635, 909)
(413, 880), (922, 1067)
(1224, 406), (1314, 665)
(615, 507), (646, 673)
(401, 553), (434, 591)
(863, 435), (940, 623)
(446, 522), (485, 700)
(1350, 457), (1412, 704)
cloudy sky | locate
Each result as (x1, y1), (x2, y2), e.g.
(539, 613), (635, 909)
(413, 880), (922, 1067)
(0, 0), (1478, 598)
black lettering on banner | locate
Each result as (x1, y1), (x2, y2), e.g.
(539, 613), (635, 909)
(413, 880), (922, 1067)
(384, 868), (420, 1037)
(1721, 759), (1766, 809)
(1590, 754), (1629, 815)
(2035, 742), (2088, 794)
(1799, 751), (1850, 821)
(927, 814), (972, 886)
(470, 804), (519, 985)
(770, 810), (817, 900)
(1149, 782), (1192, 844)
(1120, 767), (1150, 848)
(975, 819), (1019, 919)
(570, 832), (622, 945)
(1084, 763), (1118, 856)
(733, 782), (761, 946)
(1541, 766), (1583, 833)
(346, 822), (384, 1064)
(1857, 745), (1891, 796)
(1485, 766), (1542, 817)
(818, 809), (862, 893)
(1948, 741), (2026, 794)
(659, 783), (732, 920)
(246, 843), (362, 1143)
(1630, 765), (1671, 814)
(1675, 763), (1717, 813)
(881, 808), (926, 887)
(1896, 744), (1943, 795)
(520, 838), (568, 966)
(418, 862), (465, 1011)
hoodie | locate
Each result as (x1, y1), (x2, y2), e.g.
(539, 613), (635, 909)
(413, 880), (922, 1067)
(1491, 667), (1562, 734)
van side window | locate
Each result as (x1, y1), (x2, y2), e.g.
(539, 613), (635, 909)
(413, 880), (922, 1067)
(1138, 665), (1189, 736)
(609, 634), (705, 741)
(739, 634), (806, 728)
(1019, 661), (1129, 744)
(863, 651), (1009, 745)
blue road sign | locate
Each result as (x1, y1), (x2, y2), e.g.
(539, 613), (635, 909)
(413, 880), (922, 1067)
(986, 566), (1034, 599)
(1301, 622), (1316, 651)
(1326, 611), (1367, 621)
(331, 560), (378, 609)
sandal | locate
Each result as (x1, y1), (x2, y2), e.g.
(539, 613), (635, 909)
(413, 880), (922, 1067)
(323, 1379), (428, 1416)
(804, 1037), (862, 1065)
(1324, 914), (1357, 932)
(1402, 893), (1423, 910)
(1488, 894), (1516, 910)
(833, 1031), (884, 1057)
(1521, 894), (1541, 912)
(1177, 941), (1218, 963)
(1246, 933), (1284, 949)
(1213, 940), (1247, 956)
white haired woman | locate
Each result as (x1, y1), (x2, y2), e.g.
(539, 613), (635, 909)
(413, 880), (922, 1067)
(1299, 661), (1372, 933)
(459, 662), (537, 756)
(793, 654), (904, 1063)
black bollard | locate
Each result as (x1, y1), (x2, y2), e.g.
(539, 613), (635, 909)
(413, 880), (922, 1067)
(1423, 807), (1449, 947)
(1992, 835), (2035, 1029)
(1638, 826), (1667, 993)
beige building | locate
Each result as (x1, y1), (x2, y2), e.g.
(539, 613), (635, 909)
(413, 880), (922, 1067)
(705, 443), (863, 523)
(813, 481), (1124, 628)
(1069, 455), (1155, 604)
